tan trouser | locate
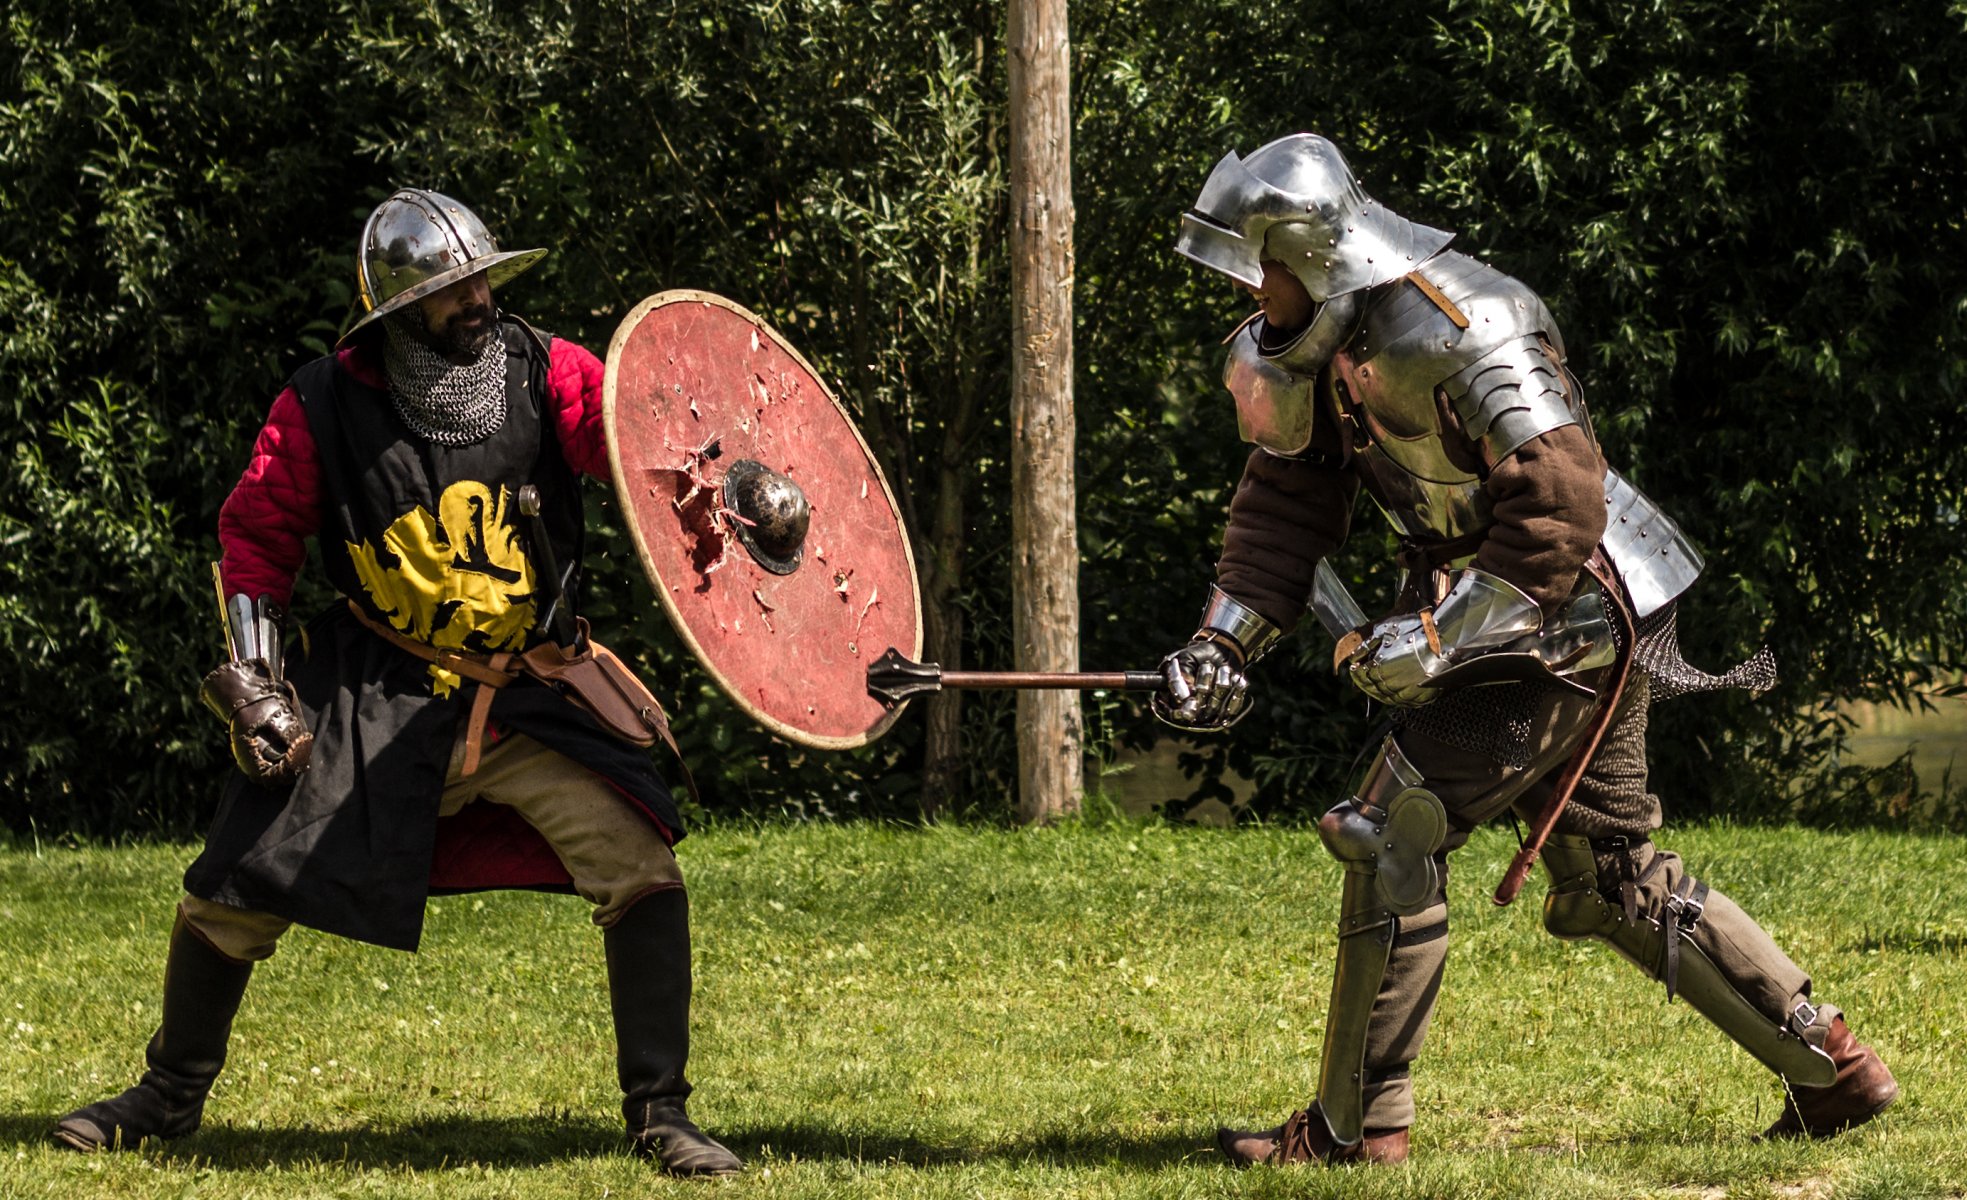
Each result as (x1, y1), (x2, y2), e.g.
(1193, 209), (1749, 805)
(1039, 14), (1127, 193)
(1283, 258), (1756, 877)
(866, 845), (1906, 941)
(183, 732), (683, 962)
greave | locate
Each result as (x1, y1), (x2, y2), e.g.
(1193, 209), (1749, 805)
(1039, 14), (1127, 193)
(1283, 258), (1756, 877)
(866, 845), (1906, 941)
(53, 912), (254, 1151)
(1540, 834), (1834, 1085)
(1315, 869), (1397, 1145)
(1312, 739), (1450, 1145)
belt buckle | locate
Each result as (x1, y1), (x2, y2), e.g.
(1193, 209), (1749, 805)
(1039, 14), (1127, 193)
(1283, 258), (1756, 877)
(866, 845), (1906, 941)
(1665, 889), (1704, 932)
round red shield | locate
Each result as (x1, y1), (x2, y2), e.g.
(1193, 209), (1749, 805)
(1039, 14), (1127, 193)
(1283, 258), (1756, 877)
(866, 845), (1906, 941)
(603, 290), (922, 748)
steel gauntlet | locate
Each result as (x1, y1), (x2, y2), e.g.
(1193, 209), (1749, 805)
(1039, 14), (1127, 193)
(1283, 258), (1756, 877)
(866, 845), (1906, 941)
(1154, 586), (1281, 731)
(200, 659), (312, 783)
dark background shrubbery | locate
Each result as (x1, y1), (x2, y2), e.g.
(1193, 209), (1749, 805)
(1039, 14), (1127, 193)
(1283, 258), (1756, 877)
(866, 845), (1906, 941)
(3, 0), (1963, 837)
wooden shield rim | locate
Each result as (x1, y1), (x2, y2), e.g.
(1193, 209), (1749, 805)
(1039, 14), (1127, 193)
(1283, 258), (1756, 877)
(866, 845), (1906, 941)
(602, 288), (923, 750)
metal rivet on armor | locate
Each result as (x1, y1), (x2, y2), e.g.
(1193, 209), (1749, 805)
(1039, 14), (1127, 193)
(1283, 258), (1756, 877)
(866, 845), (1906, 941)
(1367, 257), (1373, 264)
(1620, 515), (1628, 523)
(1329, 237), (1337, 246)
(1324, 260), (1333, 268)
(1640, 530), (1648, 538)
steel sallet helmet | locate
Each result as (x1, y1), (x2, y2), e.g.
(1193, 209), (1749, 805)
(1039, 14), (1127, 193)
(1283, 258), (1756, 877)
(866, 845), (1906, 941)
(338, 188), (547, 346)
(1175, 134), (1453, 302)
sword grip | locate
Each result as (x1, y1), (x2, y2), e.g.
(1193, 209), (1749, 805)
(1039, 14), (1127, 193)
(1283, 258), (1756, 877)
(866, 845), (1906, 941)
(516, 485), (581, 649)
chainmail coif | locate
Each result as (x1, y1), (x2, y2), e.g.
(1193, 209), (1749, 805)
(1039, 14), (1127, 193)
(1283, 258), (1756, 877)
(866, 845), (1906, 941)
(382, 320), (508, 446)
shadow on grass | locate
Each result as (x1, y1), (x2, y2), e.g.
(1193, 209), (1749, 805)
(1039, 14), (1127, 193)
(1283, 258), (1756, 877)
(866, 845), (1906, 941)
(3, 1112), (616, 1169)
(1842, 928), (1967, 956)
(734, 1121), (1209, 1169)
(2, 1112), (1211, 1172)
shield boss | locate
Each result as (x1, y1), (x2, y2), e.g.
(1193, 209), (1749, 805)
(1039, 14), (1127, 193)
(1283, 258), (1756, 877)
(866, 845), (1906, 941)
(603, 290), (922, 748)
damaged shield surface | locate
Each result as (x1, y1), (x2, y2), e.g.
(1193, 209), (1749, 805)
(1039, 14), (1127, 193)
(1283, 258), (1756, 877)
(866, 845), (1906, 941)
(603, 290), (922, 748)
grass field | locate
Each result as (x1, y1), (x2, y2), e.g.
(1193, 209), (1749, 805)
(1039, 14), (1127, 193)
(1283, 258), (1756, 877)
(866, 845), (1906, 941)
(3, 820), (1963, 1199)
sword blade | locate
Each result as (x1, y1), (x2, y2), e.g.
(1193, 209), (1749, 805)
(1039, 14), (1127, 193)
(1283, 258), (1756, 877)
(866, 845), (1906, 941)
(210, 562), (236, 660)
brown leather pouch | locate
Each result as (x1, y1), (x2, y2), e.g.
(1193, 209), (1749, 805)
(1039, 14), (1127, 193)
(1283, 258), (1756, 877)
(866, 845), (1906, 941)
(517, 624), (701, 803)
(519, 632), (662, 747)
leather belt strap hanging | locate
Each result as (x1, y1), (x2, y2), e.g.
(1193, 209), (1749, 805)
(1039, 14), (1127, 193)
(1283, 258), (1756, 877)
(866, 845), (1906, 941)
(345, 601), (698, 801)
(1660, 874), (1710, 1001)
(1491, 551), (1635, 907)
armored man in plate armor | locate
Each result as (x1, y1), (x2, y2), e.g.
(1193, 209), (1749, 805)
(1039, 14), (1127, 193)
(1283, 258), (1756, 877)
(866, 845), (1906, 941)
(51, 190), (743, 1176)
(1159, 135), (1898, 1165)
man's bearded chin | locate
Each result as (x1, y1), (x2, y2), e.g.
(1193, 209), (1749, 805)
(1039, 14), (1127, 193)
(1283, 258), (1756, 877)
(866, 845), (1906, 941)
(399, 298), (498, 358)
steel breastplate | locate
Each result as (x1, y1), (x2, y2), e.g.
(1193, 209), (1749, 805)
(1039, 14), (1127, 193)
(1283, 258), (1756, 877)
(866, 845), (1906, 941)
(1327, 252), (1580, 548)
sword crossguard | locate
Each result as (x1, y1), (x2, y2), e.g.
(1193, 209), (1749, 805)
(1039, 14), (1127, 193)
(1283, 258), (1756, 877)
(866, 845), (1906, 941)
(866, 648), (943, 708)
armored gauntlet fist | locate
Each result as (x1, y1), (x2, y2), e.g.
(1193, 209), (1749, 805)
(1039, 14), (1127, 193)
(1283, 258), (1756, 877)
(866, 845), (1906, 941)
(1153, 638), (1252, 731)
(199, 660), (312, 783)
(1346, 612), (1447, 708)
(1347, 567), (1544, 708)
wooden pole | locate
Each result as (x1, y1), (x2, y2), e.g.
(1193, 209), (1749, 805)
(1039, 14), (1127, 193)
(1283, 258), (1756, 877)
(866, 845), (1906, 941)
(1007, 0), (1082, 823)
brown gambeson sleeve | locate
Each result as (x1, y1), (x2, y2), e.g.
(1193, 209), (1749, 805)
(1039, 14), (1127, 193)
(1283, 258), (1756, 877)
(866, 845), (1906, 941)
(1215, 449), (1359, 634)
(1472, 423), (1608, 612)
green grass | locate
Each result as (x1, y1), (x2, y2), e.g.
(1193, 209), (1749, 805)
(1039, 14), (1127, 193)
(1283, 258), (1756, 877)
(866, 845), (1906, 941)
(3, 820), (1964, 1198)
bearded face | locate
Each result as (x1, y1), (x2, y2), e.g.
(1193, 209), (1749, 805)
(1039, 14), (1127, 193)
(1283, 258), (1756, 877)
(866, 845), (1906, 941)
(398, 272), (499, 361)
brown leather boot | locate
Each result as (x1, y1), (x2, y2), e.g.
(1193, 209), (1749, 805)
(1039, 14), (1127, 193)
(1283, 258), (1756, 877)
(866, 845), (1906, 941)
(1217, 1103), (1409, 1166)
(1762, 1016), (1898, 1139)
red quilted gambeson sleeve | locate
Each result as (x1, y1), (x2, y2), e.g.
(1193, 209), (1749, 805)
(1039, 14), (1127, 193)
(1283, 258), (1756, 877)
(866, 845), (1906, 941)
(546, 338), (610, 479)
(217, 387), (320, 607)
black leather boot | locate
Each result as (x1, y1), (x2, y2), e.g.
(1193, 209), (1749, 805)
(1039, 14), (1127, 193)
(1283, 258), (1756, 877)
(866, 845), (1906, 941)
(607, 888), (743, 1177)
(53, 913), (254, 1151)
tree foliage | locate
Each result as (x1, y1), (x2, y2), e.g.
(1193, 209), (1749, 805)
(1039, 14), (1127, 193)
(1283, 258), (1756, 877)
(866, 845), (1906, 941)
(2, 0), (1962, 835)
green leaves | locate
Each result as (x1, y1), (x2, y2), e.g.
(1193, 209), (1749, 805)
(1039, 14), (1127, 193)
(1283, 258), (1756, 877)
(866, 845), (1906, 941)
(1, 0), (1961, 831)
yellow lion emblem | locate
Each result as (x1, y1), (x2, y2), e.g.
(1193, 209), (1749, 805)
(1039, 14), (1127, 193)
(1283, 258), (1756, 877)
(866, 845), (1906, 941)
(348, 481), (537, 695)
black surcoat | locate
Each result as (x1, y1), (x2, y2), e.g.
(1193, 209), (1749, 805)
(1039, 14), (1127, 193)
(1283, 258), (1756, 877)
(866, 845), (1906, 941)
(185, 320), (681, 951)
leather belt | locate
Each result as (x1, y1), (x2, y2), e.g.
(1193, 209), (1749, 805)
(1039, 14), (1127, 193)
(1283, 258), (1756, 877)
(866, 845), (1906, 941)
(344, 601), (698, 802)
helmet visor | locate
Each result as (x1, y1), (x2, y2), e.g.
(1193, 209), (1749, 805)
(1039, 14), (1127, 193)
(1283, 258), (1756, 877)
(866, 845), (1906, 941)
(1175, 212), (1264, 289)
